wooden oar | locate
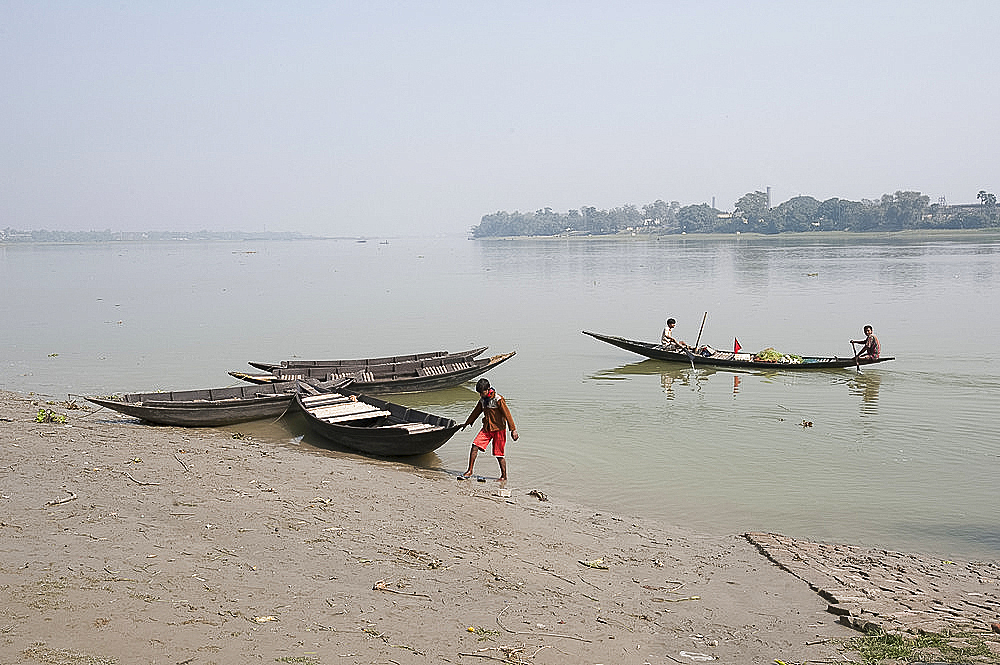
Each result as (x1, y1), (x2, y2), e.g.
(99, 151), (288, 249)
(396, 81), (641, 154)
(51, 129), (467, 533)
(683, 346), (697, 370)
(851, 341), (861, 373)
(693, 312), (708, 352)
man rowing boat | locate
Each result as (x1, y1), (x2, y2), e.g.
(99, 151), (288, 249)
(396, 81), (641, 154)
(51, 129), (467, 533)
(662, 317), (717, 356)
(660, 318), (687, 351)
(851, 325), (881, 360)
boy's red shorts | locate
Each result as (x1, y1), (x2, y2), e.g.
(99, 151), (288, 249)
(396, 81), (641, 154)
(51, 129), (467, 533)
(472, 429), (506, 457)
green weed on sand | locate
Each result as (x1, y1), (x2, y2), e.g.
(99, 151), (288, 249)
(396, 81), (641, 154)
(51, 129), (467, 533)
(847, 629), (999, 664)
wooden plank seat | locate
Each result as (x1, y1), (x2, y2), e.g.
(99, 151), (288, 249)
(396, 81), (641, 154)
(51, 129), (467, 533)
(308, 401), (383, 419)
(381, 422), (443, 433)
(322, 408), (391, 424)
(300, 394), (354, 407)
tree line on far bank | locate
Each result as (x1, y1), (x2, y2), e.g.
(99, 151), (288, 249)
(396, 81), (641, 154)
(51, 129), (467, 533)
(471, 190), (1000, 238)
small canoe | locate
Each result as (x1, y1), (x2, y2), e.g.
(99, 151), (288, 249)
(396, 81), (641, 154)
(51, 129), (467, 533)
(583, 331), (894, 370)
(296, 381), (461, 456)
(86, 381), (303, 427)
(86, 378), (354, 427)
(247, 346), (488, 373)
(232, 351), (517, 393)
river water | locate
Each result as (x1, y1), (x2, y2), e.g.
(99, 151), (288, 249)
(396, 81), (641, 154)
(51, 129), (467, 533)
(2, 232), (998, 560)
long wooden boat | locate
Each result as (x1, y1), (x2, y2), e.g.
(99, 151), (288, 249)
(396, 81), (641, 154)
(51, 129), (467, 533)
(85, 381), (303, 427)
(296, 381), (461, 456)
(247, 346), (488, 373)
(583, 331), (894, 370)
(232, 351), (517, 393)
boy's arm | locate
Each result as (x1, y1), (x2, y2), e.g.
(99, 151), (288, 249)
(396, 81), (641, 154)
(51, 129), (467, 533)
(462, 402), (483, 428)
(499, 397), (517, 436)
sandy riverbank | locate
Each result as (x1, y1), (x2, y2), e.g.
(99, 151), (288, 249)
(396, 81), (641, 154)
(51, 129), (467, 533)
(0, 390), (991, 664)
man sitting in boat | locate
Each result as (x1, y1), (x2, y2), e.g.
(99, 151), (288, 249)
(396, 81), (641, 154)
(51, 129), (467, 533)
(851, 325), (880, 360)
(661, 318), (720, 356)
(660, 318), (688, 351)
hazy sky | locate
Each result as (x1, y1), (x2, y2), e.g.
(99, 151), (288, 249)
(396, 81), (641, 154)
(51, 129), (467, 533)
(2, 2), (997, 236)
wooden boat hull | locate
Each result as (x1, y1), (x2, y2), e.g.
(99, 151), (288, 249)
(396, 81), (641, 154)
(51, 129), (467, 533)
(583, 331), (894, 370)
(296, 383), (461, 456)
(248, 346), (488, 373)
(86, 381), (300, 427)
(233, 351), (517, 393)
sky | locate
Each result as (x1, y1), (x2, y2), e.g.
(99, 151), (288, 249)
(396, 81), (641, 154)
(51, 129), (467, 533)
(1, 1), (998, 236)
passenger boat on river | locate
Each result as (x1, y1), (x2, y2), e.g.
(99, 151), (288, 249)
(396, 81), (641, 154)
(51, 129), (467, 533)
(583, 331), (894, 370)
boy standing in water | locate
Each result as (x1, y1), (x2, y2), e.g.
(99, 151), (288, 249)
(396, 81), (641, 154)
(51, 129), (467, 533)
(460, 378), (517, 481)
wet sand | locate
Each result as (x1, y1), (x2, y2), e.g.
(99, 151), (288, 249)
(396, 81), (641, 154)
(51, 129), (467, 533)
(1, 389), (990, 664)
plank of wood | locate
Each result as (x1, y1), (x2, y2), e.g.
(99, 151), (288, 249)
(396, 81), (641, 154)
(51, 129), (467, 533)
(309, 402), (377, 418)
(300, 394), (352, 407)
(385, 422), (442, 433)
(322, 409), (390, 424)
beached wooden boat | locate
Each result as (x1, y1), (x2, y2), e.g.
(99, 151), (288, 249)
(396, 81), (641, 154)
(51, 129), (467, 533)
(583, 331), (894, 370)
(247, 346), (488, 373)
(85, 379), (353, 427)
(86, 381), (302, 426)
(232, 351), (517, 393)
(296, 382), (461, 456)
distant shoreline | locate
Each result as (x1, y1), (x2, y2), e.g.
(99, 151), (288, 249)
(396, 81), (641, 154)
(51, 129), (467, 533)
(473, 227), (1000, 242)
(5, 227), (1000, 246)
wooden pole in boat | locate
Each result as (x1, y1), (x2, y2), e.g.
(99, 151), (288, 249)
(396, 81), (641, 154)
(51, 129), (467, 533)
(851, 341), (861, 373)
(693, 312), (708, 352)
(685, 312), (708, 370)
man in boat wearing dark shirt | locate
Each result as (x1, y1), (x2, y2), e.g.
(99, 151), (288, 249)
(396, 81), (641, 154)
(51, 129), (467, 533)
(851, 325), (880, 360)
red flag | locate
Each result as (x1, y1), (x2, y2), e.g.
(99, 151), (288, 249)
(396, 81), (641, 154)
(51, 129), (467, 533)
(734, 338), (742, 354)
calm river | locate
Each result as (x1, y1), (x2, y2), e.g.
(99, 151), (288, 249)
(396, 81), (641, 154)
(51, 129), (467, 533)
(2, 233), (998, 560)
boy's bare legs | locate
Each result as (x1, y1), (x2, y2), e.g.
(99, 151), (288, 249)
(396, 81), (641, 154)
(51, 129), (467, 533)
(462, 446), (478, 478)
(464, 446), (507, 482)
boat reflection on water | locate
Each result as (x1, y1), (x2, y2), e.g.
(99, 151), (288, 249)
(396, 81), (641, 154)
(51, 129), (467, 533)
(848, 371), (882, 415)
(590, 360), (723, 399)
(592, 359), (878, 404)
